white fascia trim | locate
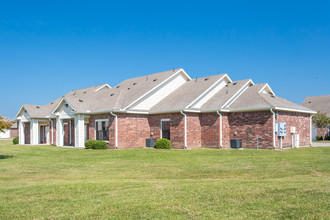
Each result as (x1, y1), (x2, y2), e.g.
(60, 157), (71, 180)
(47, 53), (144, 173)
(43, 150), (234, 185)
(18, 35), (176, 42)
(14, 105), (30, 119)
(73, 110), (149, 115)
(179, 68), (192, 81)
(259, 83), (276, 96)
(51, 97), (76, 114)
(221, 79), (254, 108)
(273, 107), (317, 114)
(185, 74), (231, 109)
(95, 84), (111, 91)
(123, 69), (190, 110)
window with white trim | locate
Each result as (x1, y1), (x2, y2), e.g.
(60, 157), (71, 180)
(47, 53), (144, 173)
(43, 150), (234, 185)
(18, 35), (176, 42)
(95, 119), (109, 141)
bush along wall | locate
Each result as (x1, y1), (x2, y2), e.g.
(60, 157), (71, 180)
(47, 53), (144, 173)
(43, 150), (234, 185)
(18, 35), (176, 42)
(12, 137), (19, 145)
(155, 138), (171, 149)
(85, 139), (107, 150)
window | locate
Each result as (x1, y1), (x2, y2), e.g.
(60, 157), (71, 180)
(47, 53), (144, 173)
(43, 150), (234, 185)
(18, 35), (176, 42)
(95, 120), (109, 141)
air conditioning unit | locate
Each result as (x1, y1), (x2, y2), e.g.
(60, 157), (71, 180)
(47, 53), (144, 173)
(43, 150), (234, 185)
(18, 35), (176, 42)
(231, 139), (242, 149)
(146, 138), (156, 147)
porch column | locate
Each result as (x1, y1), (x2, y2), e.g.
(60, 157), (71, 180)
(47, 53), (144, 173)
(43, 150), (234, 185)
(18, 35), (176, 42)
(56, 118), (64, 146)
(30, 119), (39, 145)
(74, 114), (85, 148)
(18, 120), (24, 144)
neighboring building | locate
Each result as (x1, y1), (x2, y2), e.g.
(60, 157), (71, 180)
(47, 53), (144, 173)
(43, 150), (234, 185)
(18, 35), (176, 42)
(15, 68), (316, 149)
(0, 117), (17, 138)
(302, 95), (330, 140)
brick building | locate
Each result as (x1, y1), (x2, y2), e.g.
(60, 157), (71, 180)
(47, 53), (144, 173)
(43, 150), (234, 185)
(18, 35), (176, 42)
(15, 68), (316, 149)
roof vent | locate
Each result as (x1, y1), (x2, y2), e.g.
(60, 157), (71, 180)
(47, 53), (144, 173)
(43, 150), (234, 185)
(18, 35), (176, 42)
(153, 79), (158, 82)
(233, 82), (237, 85)
(133, 82), (137, 85)
(65, 104), (69, 108)
(36, 106), (40, 109)
(116, 86), (120, 89)
(308, 101), (311, 103)
(225, 84), (229, 87)
(204, 78), (209, 81)
(83, 91), (87, 94)
(24, 110), (27, 113)
(110, 93), (115, 96)
(249, 84), (253, 87)
(79, 99), (83, 102)
(73, 91), (76, 95)
(51, 102), (54, 105)
(128, 88), (131, 90)
(271, 95), (275, 98)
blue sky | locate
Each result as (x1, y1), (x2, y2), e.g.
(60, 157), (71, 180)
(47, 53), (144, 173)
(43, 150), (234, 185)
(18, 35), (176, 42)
(1, 0), (329, 118)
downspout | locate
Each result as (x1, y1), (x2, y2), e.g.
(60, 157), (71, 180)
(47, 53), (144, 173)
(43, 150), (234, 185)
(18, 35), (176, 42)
(110, 111), (118, 149)
(270, 108), (276, 149)
(310, 114), (315, 146)
(216, 110), (223, 149)
(180, 111), (187, 149)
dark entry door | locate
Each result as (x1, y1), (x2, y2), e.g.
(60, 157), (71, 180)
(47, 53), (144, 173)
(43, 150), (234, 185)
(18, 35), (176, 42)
(161, 120), (170, 140)
(40, 125), (46, 144)
(24, 123), (30, 144)
(63, 123), (70, 146)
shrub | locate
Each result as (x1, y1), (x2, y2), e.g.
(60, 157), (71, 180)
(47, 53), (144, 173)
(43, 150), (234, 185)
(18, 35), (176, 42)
(12, 137), (19, 145)
(316, 135), (323, 141)
(155, 138), (171, 149)
(327, 136), (330, 140)
(84, 139), (107, 150)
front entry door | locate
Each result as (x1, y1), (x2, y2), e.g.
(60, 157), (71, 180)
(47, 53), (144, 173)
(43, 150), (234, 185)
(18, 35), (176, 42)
(63, 122), (70, 146)
(40, 125), (47, 144)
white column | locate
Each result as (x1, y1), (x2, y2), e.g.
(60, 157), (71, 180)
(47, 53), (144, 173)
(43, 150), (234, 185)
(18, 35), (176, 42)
(56, 118), (63, 146)
(30, 119), (39, 145)
(18, 120), (24, 144)
(75, 114), (85, 148)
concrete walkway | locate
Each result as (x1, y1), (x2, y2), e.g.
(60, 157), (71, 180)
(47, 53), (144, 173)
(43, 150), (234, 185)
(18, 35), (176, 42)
(311, 142), (330, 147)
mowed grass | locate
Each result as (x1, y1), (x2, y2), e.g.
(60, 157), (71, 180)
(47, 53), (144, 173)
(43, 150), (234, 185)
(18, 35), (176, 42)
(0, 140), (329, 219)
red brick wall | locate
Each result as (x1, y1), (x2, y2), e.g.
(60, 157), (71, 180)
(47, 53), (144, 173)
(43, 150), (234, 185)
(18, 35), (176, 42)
(52, 119), (56, 145)
(200, 113), (220, 148)
(275, 112), (310, 148)
(148, 113), (185, 149)
(228, 111), (274, 149)
(10, 128), (18, 138)
(187, 113), (201, 148)
(118, 114), (150, 148)
(222, 113), (231, 148)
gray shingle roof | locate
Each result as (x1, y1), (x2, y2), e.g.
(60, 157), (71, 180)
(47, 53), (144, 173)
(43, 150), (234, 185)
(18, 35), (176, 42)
(200, 79), (251, 111)
(302, 95), (330, 115)
(229, 84), (314, 112)
(149, 74), (226, 113)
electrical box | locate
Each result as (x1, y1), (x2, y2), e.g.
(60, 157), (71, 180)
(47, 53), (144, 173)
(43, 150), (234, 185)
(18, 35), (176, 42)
(277, 122), (287, 137)
(290, 126), (296, 134)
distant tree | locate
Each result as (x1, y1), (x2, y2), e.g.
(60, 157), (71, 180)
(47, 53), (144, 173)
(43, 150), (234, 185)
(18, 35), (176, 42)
(0, 115), (14, 133)
(312, 112), (330, 140)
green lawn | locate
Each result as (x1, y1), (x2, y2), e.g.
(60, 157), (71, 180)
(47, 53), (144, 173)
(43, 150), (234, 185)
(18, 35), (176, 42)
(0, 140), (329, 219)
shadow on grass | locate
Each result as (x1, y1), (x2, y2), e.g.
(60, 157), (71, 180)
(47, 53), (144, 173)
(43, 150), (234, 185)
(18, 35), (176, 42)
(0, 155), (14, 160)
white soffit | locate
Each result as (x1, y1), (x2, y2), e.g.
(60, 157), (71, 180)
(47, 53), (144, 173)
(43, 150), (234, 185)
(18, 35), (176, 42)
(259, 83), (276, 96)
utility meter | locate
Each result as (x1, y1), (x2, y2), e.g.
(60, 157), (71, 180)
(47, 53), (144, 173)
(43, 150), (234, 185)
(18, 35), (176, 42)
(277, 122), (287, 137)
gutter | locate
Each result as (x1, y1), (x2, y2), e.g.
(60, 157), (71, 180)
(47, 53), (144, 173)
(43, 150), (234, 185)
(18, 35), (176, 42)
(180, 111), (187, 149)
(270, 108), (276, 149)
(216, 111), (223, 149)
(110, 111), (118, 149)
